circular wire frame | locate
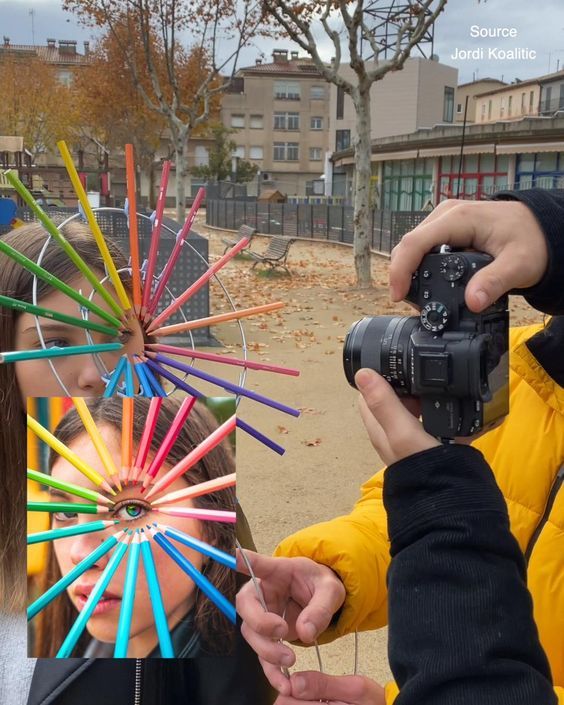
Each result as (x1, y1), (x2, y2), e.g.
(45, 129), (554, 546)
(31, 208), (249, 401)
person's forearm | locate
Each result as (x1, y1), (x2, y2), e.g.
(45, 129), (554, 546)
(493, 189), (564, 314)
(384, 444), (556, 705)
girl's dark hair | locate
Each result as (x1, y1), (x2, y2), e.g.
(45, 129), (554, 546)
(0, 222), (130, 612)
(33, 396), (236, 658)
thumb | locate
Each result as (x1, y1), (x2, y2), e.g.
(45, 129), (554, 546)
(236, 548), (275, 580)
(354, 368), (418, 439)
(291, 672), (385, 704)
(464, 251), (517, 312)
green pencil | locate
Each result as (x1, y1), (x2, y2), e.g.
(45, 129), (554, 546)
(0, 239), (122, 330)
(27, 501), (110, 514)
(0, 342), (122, 364)
(27, 468), (115, 507)
(27, 519), (119, 545)
(0, 294), (120, 337)
(3, 170), (124, 318)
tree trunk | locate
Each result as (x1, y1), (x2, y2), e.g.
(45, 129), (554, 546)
(174, 130), (189, 223)
(352, 86), (373, 289)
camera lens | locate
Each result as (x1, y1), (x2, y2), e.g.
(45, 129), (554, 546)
(343, 316), (419, 392)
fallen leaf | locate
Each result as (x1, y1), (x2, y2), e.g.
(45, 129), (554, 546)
(303, 438), (322, 446)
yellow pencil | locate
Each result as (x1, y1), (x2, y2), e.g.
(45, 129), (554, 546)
(57, 140), (132, 313)
(72, 398), (123, 492)
(27, 414), (116, 496)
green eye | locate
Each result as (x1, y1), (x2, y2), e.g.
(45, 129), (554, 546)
(125, 504), (142, 518)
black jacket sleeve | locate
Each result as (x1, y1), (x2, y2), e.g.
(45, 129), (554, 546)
(492, 189), (564, 314)
(384, 444), (556, 705)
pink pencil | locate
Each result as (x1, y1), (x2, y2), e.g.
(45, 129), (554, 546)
(121, 396), (134, 486)
(146, 187), (205, 317)
(151, 472), (237, 507)
(140, 396), (197, 489)
(145, 343), (300, 377)
(154, 507), (236, 523)
(130, 397), (163, 483)
(125, 144), (142, 314)
(146, 237), (250, 332)
(144, 414), (236, 500)
(141, 160), (171, 321)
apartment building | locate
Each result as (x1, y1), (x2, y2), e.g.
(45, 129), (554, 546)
(0, 36), (90, 84)
(221, 49), (331, 196)
(455, 78), (506, 122)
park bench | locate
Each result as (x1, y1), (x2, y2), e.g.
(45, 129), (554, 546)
(222, 224), (256, 254)
(247, 235), (296, 275)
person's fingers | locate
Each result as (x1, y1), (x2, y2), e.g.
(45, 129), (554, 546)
(463, 249), (526, 312)
(236, 547), (279, 580)
(294, 570), (346, 643)
(290, 672), (386, 705)
(236, 583), (288, 638)
(260, 656), (292, 697)
(240, 621), (296, 669)
(357, 395), (394, 465)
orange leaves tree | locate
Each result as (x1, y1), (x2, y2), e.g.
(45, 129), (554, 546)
(264, 0), (447, 288)
(0, 54), (78, 160)
(64, 0), (264, 221)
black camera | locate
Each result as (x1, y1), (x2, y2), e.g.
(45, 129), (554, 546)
(343, 247), (509, 439)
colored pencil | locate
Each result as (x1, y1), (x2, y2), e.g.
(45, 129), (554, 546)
(146, 236), (251, 332)
(125, 144), (142, 313)
(0, 294), (121, 337)
(141, 396), (197, 488)
(140, 359), (167, 397)
(154, 523), (236, 569)
(144, 414), (236, 499)
(57, 141), (131, 313)
(150, 302), (285, 337)
(27, 501), (109, 515)
(124, 358), (135, 397)
(132, 356), (152, 398)
(28, 529), (127, 620)
(147, 353), (301, 417)
(103, 355), (127, 397)
(141, 160), (171, 320)
(72, 397), (122, 491)
(0, 342), (123, 365)
(131, 397), (162, 483)
(4, 169), (124, 318)
(27, 520), (119, 545)
(27, 415), (116, 495)
(145, 343), (300, 377)
(236, 417), (285, 455)
(146, 186), (205, 317)
(139, 532), (174, 657)
(56, 533), (131, 657)
(27, 468), (114, 507)
(151, 473), (236, 507)
(154, 507), (236, 523)
(144, 360), (203, 399)
(149, 526), (235, 623)
(0, 239), (122, 329)
(121, 397), (134, 484)
(114, 531), (142, 657)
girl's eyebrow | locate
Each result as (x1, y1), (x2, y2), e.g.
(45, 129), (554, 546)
(21, 323), (73, 335)
(48, 488), (73, 501)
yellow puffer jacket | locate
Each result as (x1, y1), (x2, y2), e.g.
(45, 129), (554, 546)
(276, 322), (564, 703)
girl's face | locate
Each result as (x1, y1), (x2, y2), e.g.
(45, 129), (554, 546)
(14, 274), (145, 399)
(50, 424), (206, 657)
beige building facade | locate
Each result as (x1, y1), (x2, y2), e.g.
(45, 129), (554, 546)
(454, 78), (506, 122)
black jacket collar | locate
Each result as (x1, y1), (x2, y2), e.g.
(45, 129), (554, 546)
(526, 316), (564, 387)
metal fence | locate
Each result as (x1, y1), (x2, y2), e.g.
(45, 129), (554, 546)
(1, 207), (213, 344)
(206, 199), (427, 254)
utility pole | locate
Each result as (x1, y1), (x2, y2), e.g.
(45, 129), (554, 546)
(29, 9), (36, 45)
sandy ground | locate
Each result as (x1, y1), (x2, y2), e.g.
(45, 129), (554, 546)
(181, 213), (543, 685)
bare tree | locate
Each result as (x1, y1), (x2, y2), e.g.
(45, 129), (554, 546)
(263, 0), (447, 287)
(64, 0), (263, 221)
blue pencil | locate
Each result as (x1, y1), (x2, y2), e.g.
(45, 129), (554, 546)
(0, 343), (123, 364)
(27, 520), (119, 545)
(57, 534), (131, 657)
(149, 526), (236, 624)
(124, 358), (135, 396)
(139, 359), (167, 397)
(145, 359), (203, 398)
(139, 531), (174, 658)
(28, 530), (127, 620)
(132, 357), (151, 398)
(104, 355), (127, 397)
(154, 523), (236, 570)
(114, 531), (142, 657)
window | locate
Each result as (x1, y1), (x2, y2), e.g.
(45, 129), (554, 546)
(274, 80), (300, 100)
(521, 92), (526, 113)
(273, 142), (286, 161)
(231, 114), (245, 128)
(287, 112), (300, 130)
(310, 116), (323, 130)
(249, 114), (263, 129)
(287, 143), (299, 160)
(443, 86), (454, 122)
(508, 95), (512, 117)
(309, 147), (322, 161)
(274, 112), (300, 129)
(273, 142), (299, 161)
(274, 112), (286, 129)
(335, 129), (351, 151)
(488, 100), (492, 120)
(456, 103), (462, 114)
(232, 145), (245, 158)
(500, 96), (505, 118)
(249, 146), (263, 159)
(529, 91), (534, 110)
(57, 69), (73, 86)
(336, 85), (345, 119)
(311, 85), (325, 99)
(560, 84), (564, 109)
(543, 86), (552, 113)
(194, 145), (209, 167)
(481, 103), (486, 121)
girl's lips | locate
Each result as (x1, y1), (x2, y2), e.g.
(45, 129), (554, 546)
(75, 595), (122, 616)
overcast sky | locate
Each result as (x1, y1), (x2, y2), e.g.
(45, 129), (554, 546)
(0, 0), (563, 83)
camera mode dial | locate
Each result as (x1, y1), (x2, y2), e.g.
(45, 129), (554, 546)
(440, 255), (466, 281)
(420, 302), (449, 332)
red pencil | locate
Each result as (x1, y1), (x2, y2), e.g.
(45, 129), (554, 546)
(140, 396), (196, 488)
(121, 396), (134, 485)
(125, 144), (142, 314)
(141, 160), (171, 321)
(131, 397), (163, 483)
(144, 414), (236, 499)
(146, 186), (205, 317)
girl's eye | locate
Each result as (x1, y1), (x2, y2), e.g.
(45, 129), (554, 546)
(43, 338), (69, 349)
(118, 329), (133, 345)
(114, 502), (149, 522)
(53, 511), (78, 522)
